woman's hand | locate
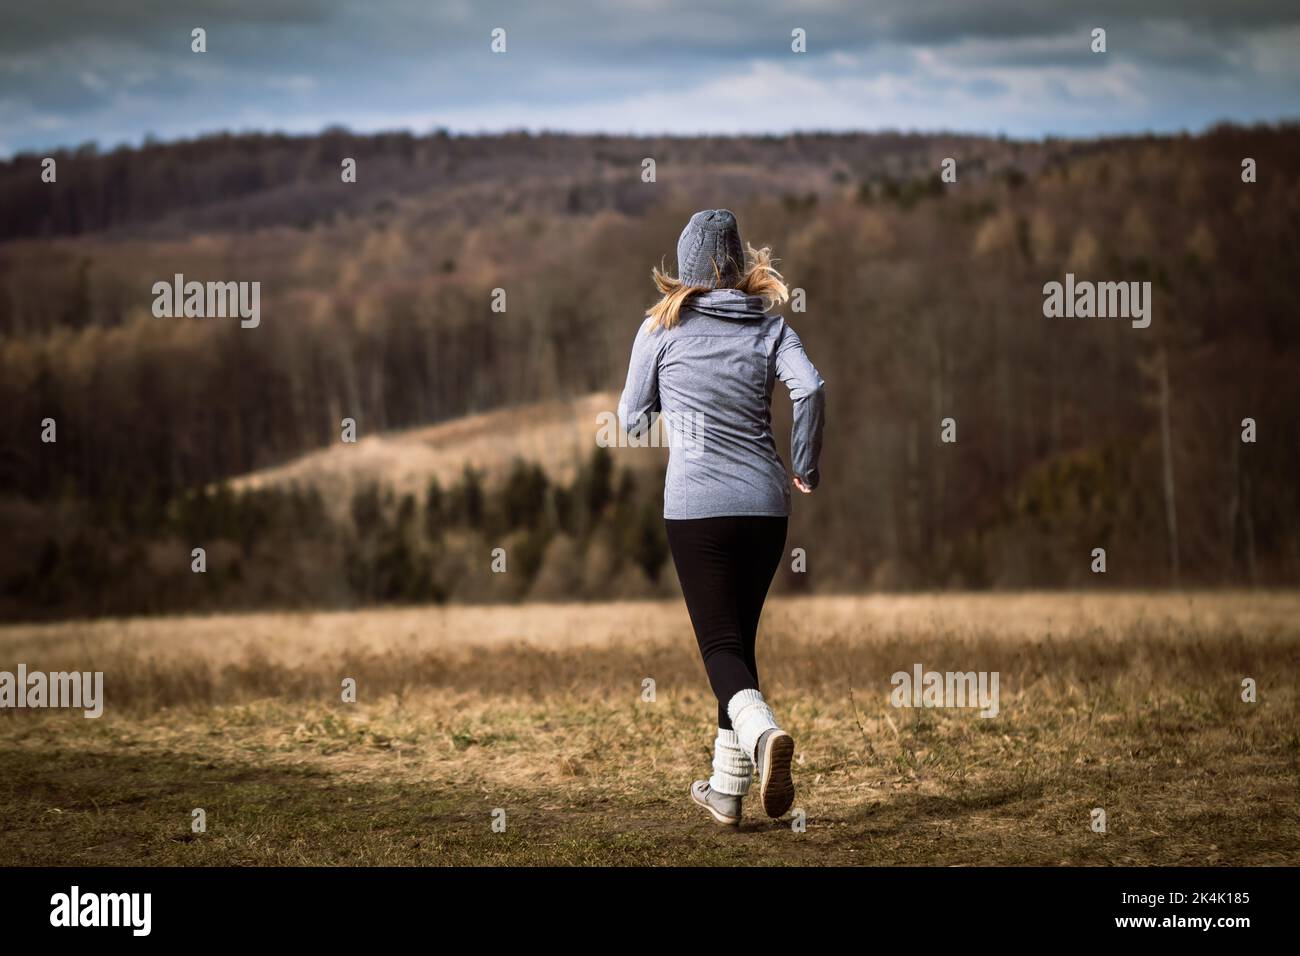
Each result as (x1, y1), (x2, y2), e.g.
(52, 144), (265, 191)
(793, 476), (813, 494)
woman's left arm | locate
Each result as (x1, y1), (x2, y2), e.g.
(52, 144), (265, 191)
(775, 320), (826, 491)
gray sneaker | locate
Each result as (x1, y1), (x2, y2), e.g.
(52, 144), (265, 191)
(690, 780), (742, 827)
(754, 729), (795, 818)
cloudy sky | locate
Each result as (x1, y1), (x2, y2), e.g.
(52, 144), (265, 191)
(2, 0), (1298, 155)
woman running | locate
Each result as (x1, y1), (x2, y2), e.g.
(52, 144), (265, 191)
(618, 209), (826, 826)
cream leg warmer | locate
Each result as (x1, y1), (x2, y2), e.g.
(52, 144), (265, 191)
(726, 688), (781, 761)
(709, 727), (753, 796)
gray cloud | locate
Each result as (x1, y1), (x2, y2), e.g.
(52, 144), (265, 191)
(0, 0), (1296, 155)
(0, 0), (333, 54)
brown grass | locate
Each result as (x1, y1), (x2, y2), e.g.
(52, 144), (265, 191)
(1, 593), (1297, 865)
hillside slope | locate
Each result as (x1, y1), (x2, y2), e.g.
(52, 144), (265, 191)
(228, 391), (663, 518)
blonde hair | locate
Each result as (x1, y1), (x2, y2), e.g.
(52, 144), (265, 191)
(645, 242), (789, 331)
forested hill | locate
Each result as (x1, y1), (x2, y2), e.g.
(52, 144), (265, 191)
(1, 125), (1297, 617)
(0, 129), (1010, 242)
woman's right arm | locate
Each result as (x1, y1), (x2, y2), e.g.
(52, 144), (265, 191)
(617, 320), (662, 436)
(775, 320), (825, 490)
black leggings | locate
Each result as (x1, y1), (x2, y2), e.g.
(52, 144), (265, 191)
(664, 515), (788, 729)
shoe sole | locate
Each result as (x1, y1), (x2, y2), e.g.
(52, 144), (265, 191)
(689, 784), (740, 827)
(758, 732), (795, 818)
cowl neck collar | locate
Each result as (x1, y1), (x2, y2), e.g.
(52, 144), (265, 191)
(687, 288), (767, 321)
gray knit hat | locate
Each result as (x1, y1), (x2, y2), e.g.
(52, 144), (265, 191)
(676, 209), (744, 289)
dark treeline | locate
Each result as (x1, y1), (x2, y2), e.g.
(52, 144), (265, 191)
(1, 449), (671, 620)
(1, 125), (1298, 620)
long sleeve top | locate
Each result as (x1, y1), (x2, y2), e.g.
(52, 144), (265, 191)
(617, 288), (825, 519)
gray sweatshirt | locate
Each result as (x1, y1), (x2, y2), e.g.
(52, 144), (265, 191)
(618, 288), (826, 519)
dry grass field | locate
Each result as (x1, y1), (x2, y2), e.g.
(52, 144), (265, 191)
(1, 592), (1297, 866)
